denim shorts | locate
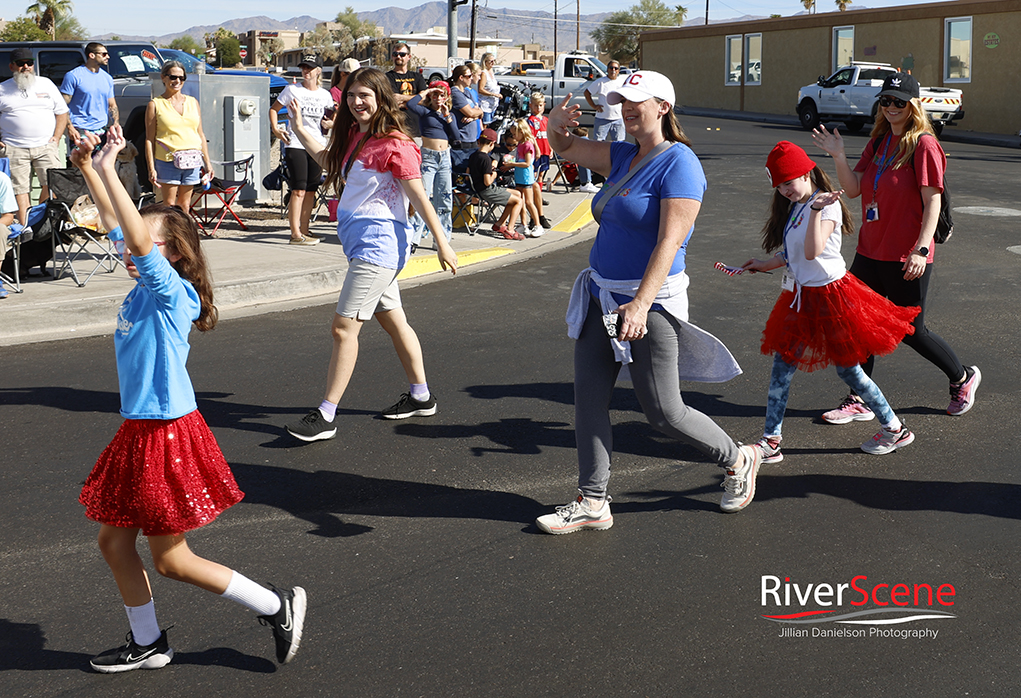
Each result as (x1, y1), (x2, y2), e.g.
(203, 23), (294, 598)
(154, 158), (201, 186)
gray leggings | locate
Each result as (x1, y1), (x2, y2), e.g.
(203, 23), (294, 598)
(574, 298), (741, 499)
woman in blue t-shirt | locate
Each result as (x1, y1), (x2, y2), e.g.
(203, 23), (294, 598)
(72, 127), (306, 673)
(535, 72), (763, 534)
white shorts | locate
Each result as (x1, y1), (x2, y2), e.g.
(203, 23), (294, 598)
(336, 258), (403, 320)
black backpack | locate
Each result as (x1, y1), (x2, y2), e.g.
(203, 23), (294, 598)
(870, 133), (953, 243)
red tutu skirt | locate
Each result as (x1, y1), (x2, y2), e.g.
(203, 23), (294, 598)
(80, 410), (244, 536)
(761, 272), (920, 372)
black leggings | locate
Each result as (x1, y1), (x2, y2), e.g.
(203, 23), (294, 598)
(849, 253), (964, 382)
(284, 148), (322, 191)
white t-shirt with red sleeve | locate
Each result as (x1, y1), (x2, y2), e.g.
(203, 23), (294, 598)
(336, 131), (422, 270)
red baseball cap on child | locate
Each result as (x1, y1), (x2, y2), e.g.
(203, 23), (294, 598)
(765, 141), (816, 187)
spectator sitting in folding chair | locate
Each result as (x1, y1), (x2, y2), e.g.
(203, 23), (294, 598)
(526, 92), (553, 230)
(468, 128), (525, 240)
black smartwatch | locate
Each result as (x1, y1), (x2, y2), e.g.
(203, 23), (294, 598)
(914, 246), (929, 257)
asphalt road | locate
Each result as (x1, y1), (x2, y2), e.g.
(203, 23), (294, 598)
(2, 116), (1020, 697)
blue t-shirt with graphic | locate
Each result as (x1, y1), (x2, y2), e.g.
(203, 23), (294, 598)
(113, 232), (200, 419)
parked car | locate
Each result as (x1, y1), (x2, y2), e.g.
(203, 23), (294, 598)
(796, 62), (964, 135)
(0, 40), (163, 150)
(499, 51), (608, 113)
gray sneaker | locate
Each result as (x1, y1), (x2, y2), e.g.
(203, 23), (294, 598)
(536, 495), (613, 534)
(756, 437), (783, 464)
(720, 444), (762, 513)
(861, 425), (914, 455)
(285, 409), (337, 441)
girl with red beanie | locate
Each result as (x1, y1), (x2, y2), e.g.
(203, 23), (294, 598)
(737, 141), (919, 459)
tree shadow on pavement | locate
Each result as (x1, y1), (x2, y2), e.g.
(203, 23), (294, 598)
(229, 461), (546, 538)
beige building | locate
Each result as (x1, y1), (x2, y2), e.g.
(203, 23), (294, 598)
(235, 29), (301, 68)
(640, 0), (1021, 135)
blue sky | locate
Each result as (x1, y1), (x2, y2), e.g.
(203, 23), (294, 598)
(67, 0), (939, 39)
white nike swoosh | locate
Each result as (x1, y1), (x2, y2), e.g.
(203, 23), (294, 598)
(126, 647), (159, 663)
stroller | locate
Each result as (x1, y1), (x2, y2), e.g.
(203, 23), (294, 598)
(488, 81), (533, 141)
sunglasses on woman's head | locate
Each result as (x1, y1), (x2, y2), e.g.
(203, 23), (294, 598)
(878, 96), (908, 108)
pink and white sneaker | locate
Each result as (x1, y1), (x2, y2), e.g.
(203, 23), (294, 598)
(822, 394), (875, 425)
(947, 366), (981, 416)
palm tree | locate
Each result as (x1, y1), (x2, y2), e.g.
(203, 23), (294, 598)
(26, 0), (75, 40)
(802, 0), (815, 14)
(835, 0), (850, 10)
(675, 5), (688, 25)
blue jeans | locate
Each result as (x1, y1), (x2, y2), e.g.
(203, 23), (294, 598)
(413, 147), (452, 244)
(764, 354), (896, 437)
(577, 165), (591, 185)
(594, 117), (625, 142)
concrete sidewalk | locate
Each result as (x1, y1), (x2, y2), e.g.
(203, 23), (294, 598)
(0, 186), (598, 347)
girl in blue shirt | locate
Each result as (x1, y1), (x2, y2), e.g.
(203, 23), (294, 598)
(73, 127), (306, 674)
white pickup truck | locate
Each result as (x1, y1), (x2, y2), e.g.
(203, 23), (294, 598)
(498, 51), (608, 113)
(797, 63), (964, 135)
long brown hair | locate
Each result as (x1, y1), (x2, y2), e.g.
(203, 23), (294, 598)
(661, 105), (690, 145)
(760, 165), (854, 253)
(869, 97), (935, 169)
(322, 67), (411, 194)
(140, 205), (218, 332)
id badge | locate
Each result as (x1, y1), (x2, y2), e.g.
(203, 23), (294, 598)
(781, 273), (795, 292)
(865, 202), (880, 222)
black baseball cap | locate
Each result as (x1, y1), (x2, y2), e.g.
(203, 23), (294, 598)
(298, 54), (322, 68)
(878, 73), (920, 101)
(11, 48), (34, 62)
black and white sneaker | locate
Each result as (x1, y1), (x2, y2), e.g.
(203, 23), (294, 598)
(90, 629), (174, 673)
(258, 585), (307, 664)
(381, 392), (438, 419)
(285, 409), (337, 442)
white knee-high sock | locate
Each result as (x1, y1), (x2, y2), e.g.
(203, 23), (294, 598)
(125, 599), (161, 646)
(220, 571), (282, 616)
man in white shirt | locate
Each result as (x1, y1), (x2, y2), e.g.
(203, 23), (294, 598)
(0, 48), (70, 225)
(584, 61), (626, 143)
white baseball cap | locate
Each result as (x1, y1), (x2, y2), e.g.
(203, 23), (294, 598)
(607, 71), (676, 107)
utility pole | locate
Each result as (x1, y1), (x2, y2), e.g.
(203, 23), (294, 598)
(576, 0), (580, 51)
(470, 0), (477, 60)
(554, 0), (558, 62)
(449, 0), (469, 64)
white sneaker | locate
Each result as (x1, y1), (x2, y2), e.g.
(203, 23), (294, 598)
(720, 444), (762, 513)
(579, 183), (599, 194)
(536, 495), (613, 534)
(526, 225), (546, 238)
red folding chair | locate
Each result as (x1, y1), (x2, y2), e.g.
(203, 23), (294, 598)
(191, 155), (255, 235)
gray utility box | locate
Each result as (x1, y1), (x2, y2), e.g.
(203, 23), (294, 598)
(150, 71), (272, 202)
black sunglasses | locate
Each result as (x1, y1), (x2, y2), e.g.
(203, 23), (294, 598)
(878, 96), (908, 108)
(393, 51), (409, 57)
(95, 51), (109, 57)
(15, 59), (35, 67)
(166, 74), (186, 82)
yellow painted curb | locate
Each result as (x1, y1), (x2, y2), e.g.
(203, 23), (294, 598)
(397, 246), (516, 279)
(551, 199), (594, 232)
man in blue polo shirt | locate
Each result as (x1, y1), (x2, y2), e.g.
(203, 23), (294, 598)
(60, 42), (118, 148)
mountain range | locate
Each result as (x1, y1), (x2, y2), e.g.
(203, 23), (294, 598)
(94, 2), (783, 52)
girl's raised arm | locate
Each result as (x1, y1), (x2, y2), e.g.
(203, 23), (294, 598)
(93, 125), (154, 257)
(69, 134), (119, 234)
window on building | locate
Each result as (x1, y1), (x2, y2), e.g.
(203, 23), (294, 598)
(944, 17), (972, 82)
(744, 33), (762, 85)
(833, 26), (854, 70)
(725, 35), (742, 85)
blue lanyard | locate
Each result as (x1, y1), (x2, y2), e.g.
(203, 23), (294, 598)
(781, 189), (818, 264)
(871, 133), (895, 199)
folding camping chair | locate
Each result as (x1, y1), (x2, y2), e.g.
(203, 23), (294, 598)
(451, 171), (500, 236)
(47, 168), (123, 287)
(191, 155), (255, 235)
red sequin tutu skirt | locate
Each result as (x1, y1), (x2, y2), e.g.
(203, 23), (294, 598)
(761, 272), (920, 372)
(80, 410), (244, 536)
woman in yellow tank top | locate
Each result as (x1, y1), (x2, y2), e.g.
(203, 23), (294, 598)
(144, 61), (213, 218)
